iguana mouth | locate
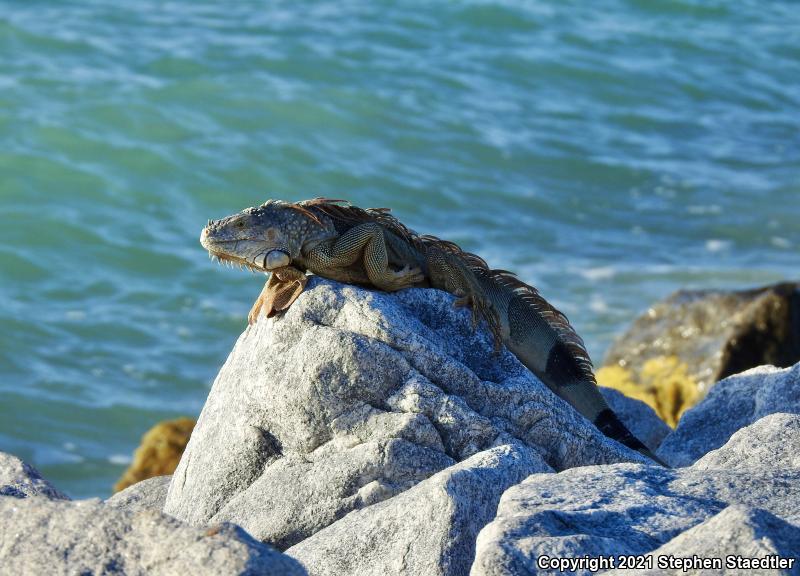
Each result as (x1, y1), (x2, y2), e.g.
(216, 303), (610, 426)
(206, 248), (290, 273)
(207, 250), (262, 272)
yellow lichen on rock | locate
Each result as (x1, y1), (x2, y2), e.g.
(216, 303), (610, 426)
(113, 417), (195, 493)
(597, 356), (700, 428)
(596, 365), (653, 405)
(641, 356), (701, 427)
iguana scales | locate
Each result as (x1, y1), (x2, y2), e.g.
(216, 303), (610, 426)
(200, 198), (667, 466)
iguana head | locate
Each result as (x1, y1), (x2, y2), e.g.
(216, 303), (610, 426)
(200, 199), (335, 271)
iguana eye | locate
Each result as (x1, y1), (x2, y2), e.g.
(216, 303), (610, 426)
(236, 220), (246, 229)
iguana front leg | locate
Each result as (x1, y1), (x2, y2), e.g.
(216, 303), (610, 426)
(304, 223), (424, 291)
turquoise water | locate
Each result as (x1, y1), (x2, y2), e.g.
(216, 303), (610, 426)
(1, 1), (798, 498)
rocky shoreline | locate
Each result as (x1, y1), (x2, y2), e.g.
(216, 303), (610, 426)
(2, 278), (799, 575)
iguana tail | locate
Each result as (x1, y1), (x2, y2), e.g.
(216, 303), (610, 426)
(424, 244), (668, 467)
(480, 267), (668, 466)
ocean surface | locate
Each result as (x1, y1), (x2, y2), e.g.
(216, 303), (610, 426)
(1, 0), (798, 498)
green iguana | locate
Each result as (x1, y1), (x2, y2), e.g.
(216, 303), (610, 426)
(200, 198), (668, 466)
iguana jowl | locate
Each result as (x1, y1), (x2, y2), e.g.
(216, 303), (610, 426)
(200, 198), (667, 466)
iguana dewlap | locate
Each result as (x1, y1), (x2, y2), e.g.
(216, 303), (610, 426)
(200, 198), (668, 467)
(249, 265), (307, 322)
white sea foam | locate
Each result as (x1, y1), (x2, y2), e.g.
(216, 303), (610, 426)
(579, 266), (617, 281)
(770, 237), (792, 249)
(55, 452), (84, 464)
(705, 239), (731, 253)
(589, 296), (609, 313)
(108, 454), (132, 465)
(687, 204), (722, 215)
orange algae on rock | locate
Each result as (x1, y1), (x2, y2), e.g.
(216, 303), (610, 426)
(114, 417), (195, 493)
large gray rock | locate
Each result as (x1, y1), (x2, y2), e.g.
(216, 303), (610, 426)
(603, 282), (800, 394)
(106, 474), (171, 513)
(606, 506), (800, 576)
(693, 412), (800, 471)
(658, 363), (800, 467)
(0, 495), (306, 576)
(0, 452), (68, 500)
(213, 433), (454, 548)
(288, 443), (551, 576)
(471, 412), (800, 576)
(165, 278), (650, 547)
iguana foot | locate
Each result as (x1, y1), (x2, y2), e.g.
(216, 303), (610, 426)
(383, 265), (424, 291)
(453, 291), (494, 333)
